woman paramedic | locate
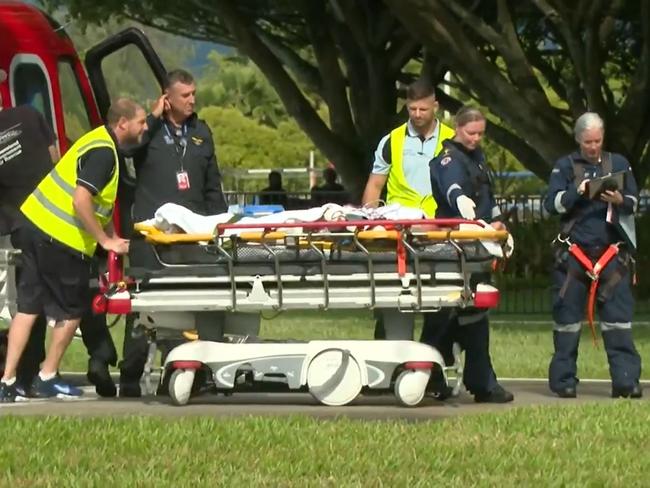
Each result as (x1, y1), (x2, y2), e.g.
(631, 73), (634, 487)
(427, 105), (513, 403)
(543, 112), (642, 399)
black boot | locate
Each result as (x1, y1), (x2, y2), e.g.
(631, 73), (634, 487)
(553, 386), (577, 398)
(87, 359), (116, 398)
(612, 384), (643, 399)
(474, 384), (514, 403)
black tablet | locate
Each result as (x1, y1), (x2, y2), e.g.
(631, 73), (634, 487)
(586, 171), (625, 200)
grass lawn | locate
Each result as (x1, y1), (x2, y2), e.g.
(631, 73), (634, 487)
(1, 402), (649, 486)
(50, 310), (650, 380)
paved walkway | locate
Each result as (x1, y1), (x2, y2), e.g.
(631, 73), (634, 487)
(1, 379), (645, 420)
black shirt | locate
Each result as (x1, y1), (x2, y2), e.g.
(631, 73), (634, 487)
(126, 113), (227, 223)
(310, 182), (348, 206)
(259, 186), (289, 207)
(76, 146), (117, 196)
(26, 126), (119, 256)
(0, 105), (55, 234)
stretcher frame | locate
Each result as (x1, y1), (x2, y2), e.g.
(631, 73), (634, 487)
(123, 218), (507, 315)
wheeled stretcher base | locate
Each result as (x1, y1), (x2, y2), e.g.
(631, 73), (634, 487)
(161, 339), (457, 407)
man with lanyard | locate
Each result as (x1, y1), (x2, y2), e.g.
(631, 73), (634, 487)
(429, 106), (513, 403)
(0, 98), (145, 402)
(362, 79), (454, 340)
(544, 112), (642, 399)
(0, 75), (118, 398)
(119, 69), (259, 397)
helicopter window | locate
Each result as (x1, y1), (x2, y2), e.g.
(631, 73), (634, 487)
(58, 60), (92, 143)
(13, 62), (54, 130)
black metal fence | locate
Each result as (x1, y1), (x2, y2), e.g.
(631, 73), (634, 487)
(495, 285), (650, 316)
(225, 191), (650, 220)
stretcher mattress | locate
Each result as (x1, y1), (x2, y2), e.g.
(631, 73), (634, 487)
(128, 240), (495, 280)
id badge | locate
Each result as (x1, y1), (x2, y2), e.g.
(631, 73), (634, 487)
(176, 170), (191, 191)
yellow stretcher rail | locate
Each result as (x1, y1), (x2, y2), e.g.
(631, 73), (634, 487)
(133, 223), (215, 244)
(134, 222), (509, 245)
(356, 229), (508, 241)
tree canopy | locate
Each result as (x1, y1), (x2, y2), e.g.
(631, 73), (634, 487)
(49, 0), (650, 195)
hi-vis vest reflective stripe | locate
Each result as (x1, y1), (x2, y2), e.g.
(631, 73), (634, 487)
(21, 126), (119, 256)
(386, 121), (455, 217)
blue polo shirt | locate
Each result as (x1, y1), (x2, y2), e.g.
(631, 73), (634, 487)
(371, 120), (444, 197)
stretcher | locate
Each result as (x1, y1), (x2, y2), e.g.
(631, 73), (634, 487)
(95, 217), (509, 406)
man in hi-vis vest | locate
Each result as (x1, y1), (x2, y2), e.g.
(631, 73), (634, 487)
(0, 99), (146, 402)
(361, 80), (454, 340)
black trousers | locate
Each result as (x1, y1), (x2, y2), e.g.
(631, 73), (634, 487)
(10, 227), (117, 385)
(420, 308), (499, 395)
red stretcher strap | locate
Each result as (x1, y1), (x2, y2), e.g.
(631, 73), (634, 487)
(396, 233), (406, 277)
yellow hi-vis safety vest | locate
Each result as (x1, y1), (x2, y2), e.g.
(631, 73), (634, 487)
(21, 126), (119, 256)
(386, 121), (455, 217)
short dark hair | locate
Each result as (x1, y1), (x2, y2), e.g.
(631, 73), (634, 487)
(165, 69), (194, 89)
(455, 105), (485, 127)
(406, 79), (436, 101)
(323, 167), (337, 183)
(106, 98), (142, 126)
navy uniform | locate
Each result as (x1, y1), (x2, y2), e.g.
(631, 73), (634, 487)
(544, 151), (641, 398)
(119, 112), (256, 396)
(427, 139), (512, 402)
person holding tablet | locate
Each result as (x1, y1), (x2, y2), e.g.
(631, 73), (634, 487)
(544, 112), (641, 399)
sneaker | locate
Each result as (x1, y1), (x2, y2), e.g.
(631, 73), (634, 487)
(32, 375), (83, 399)
(474, 384), (515, 403)
(0, 381), (19, 403)
(14, 382), (34, 398)
(87, 360), (117, 398)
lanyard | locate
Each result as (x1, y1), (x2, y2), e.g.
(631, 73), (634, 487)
(164, 122), (188, 170)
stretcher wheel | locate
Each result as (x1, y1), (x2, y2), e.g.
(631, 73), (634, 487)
(307, 349), (362, 406)
(394, 370), (431, 407)
(169, 369), (196, 406)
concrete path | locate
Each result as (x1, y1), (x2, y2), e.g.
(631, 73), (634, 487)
(1, 378), (645, 420)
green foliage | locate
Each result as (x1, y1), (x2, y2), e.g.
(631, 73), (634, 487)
(45, 0), (650, 191)
(65, 17), (195, 106)
(199, 106), (316, 191)
(484, 138), (547, 196)
(51, 16), (326, 181)
(197, 52), (287, 128)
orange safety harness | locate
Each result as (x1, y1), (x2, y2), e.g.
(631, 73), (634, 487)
(560, 237), (620, 346)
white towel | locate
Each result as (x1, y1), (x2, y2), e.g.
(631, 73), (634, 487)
(222, 203), (352, 236)
(141, 203), (234, 234)
(139, 203), (426, 236)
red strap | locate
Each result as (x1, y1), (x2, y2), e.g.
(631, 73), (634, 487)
(592, 245), (619, 276)
(568, 244), (593, 272)
(567, 244), (619, 348)
(587, 280), (599, 347)
(396, 233), (406, 277)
